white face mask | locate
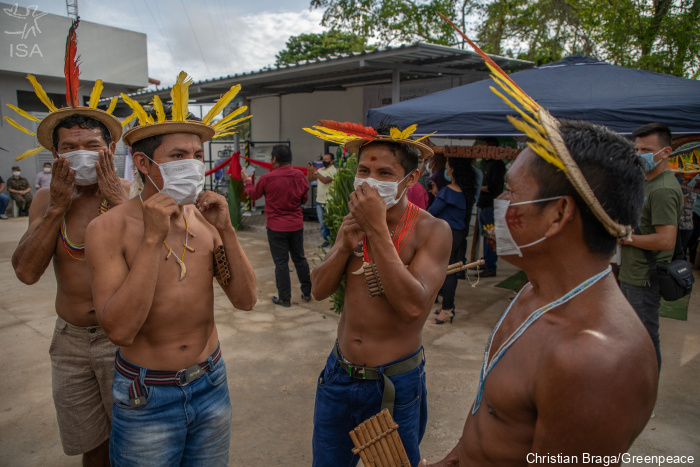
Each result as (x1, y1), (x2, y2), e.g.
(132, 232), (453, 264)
(493, 196), (562, 257)
(43, 167), (52, 174)
(146, 158), (205, 206)
(12, 171), (21, 177)
(353, 173), (410, 210)
(61, 150), (100, 186)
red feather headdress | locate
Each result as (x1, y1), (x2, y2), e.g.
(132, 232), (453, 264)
(64, 19), (81, 108)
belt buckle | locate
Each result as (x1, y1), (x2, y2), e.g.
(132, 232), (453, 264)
(176, 364), (205, 386)
(348, 365), (366, 379)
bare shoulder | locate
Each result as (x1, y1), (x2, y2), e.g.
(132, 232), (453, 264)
(87, 197), (132, 237)
(416, 209), (451, 243)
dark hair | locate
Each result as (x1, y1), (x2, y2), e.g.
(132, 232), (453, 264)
(480, 137), (499, 147)
(632, 122), (672, 148)
(447, 157), (478, 209)
(130, 106), (201, 181)
(12, 166), (20, 171)
(43, 162), (51, 166)
(323, 152), (334, 160)
(358, 122), (420, 176)
(52, 114), (112, 149)
(271, 145), (292, 164)
(530, 119), (644, 258)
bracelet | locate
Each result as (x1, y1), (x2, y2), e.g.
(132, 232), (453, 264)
(213, 245), (230, 286)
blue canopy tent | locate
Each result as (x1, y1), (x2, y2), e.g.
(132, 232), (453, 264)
(366, 56), (700, 136)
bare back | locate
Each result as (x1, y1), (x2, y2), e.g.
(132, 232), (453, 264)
(459, 276), (657, 465)
(339, 210), (449, 366)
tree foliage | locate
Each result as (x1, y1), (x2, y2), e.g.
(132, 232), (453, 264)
(309, 0), (700, 78)
(275, 30), (375, 65)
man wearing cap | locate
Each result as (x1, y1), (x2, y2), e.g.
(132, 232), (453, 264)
(7, 165), (33, 216)
(305, 121), (452, 466)
(85, 75), (256, 466)
(10, 73), (129, 463)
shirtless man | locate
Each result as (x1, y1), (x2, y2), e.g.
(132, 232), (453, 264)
(424, 120), (658, 466)
(307, 123), (452, 466)
(85, 100), (256, 465)
(12, 112), (128, 465)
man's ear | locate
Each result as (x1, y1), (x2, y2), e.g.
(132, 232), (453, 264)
(109, 141), (117, 154)
(404, 169), (419, 188)
(132, 151), (150, 177)
(660, 146), (673, 161)
(51, 149), (59, 160)
(544, 196), (576, 238)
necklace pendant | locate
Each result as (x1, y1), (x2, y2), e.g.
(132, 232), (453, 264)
(184, 244), (195, 252)
(186, 229), (196, 238)
(352, 261), (370, 275)
(165, 249), (172, 260)
(173, 254), (187, 281)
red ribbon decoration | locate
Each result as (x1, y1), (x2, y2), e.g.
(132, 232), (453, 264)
(204, 151), (310, 180)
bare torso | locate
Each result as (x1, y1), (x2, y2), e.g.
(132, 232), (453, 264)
(109, 200), (219, 370)
(458, 276), (657, 465)
(338, 211), (437, 367)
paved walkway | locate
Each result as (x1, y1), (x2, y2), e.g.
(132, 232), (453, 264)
(0, 217), (698, 466)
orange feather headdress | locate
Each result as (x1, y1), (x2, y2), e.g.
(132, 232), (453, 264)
(303, 120), (436, 160)
(439, 13), (630, 239)
(4, 19), (122, 160)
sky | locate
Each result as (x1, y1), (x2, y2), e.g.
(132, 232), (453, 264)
(12, 0), (327, 87)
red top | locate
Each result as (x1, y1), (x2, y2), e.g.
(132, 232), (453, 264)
(244, 165), (309, 232)
(407, 182), (429, 210)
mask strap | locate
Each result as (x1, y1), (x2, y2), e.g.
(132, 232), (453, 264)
(519, 236), (548, 250)
(141, 155), (162, 193)
(510, 195), (563, 207)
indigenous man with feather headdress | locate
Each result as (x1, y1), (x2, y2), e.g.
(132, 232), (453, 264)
(305, 121), (452, 466)
(8, 20), (129, 466)
(85, 72), (256, 466)
(419, 18), (658, 467)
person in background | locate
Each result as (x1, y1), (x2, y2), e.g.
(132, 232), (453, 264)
(428, 157), (479, 324)
(307, 152), (338, 247)
(618, 122), (682, 372)
(407, 160), (430, 210)
(426, 152), (448, 207)
(674, 172), (699, 261)
(689, 180), (700, 265)
(243, 145), (312, 307)
(0, 175), (9, 219)
(34, 162), (53, 189)
(476, 138), (506, 278)
(7, 166), (33, 216)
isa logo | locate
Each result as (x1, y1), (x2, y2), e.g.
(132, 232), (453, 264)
(4, 3), (47, 58)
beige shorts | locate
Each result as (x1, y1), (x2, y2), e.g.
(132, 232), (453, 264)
(49, 316), (117, 455)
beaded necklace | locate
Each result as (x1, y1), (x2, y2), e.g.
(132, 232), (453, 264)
(59, 218), (85, 261)
(471, 265), (612, 414)
(138, 193), (194, 281)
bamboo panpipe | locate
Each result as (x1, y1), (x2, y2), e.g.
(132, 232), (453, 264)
(446, 259), (485, 275)
(350, 409), (410, 466)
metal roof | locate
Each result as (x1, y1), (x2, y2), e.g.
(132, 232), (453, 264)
(104, 42), (533, 106)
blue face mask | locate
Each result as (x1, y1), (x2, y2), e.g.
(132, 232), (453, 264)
(637, 147), (668, 173)
(444, 169), (452, 182)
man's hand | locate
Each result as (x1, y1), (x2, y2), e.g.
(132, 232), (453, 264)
(428, 180), (438, 196)
(141, 193), (180, 243)
(240, 169), (251, 182)
(196, 190), (231, 232)
(48, 157), (74, 213)
(338, 213), (364, 252)
(348, 182), (387, 234)
(96, 147), (127, 206)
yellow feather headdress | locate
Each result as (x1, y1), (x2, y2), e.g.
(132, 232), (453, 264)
(439, 13), (630, 239)
(4, 19), (122, 160)
(121, 71), (251, 146)
(303, 120), (436, 160)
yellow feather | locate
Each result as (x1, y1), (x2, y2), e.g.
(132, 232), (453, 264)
(303, 127), (358, 144)
(120, 94), (153, 125)
(106, 97), (118, 114)
(171, 71), (193, 122)
(506, 116), (555, 154)
(4, 116), (36, 136)
(390, 127), (402, 139)
(121, 112), (137, 127)
(310, 126), (356, 139)
(527, 142), (566, 171)
(15, 146), (44, 161)
(485, 62), (540, 112)
(88, 79), (104, 109)
(152, 96), (166, 123)
(400, 124), (417, 139)
(7, 104), (41, 122)
(203, 85), (241, 125)
(212, 106), (248, 129)
(27, 74), (58, 112)
(214, 115), (251, 133)
(491, 75), (539, 118)
(491, 87), (546, 135)
(415, 131), (437, 142)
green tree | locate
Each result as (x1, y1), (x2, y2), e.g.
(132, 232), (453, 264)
(275, 30), (375, 65)
(309, 0), (700, 78)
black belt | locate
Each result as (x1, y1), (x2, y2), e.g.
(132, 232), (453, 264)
(333, 341), (425, 416)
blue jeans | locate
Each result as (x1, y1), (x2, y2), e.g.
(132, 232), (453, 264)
(312, 347), (427, 467)
(620, 282), (662, 370)
(316, 202), (331, 242)
(267, 228), (312, 301)
(0, 192), (9, 216)
(478, 207), (498, 272)
(110, 350), (232, 466)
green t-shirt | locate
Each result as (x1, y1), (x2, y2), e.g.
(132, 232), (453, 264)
(619, 170), (683, 286)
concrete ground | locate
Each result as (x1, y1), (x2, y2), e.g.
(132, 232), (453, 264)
(0, 216), (698, 466)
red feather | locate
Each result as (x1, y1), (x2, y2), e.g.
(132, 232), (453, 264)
(64, 19), (81, 108)
(318, 120), (378, 140)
